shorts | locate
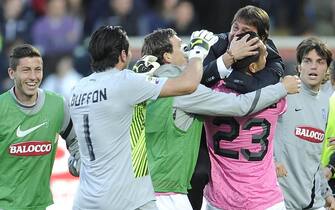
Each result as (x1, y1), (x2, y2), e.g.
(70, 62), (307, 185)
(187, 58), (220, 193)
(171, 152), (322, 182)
(136, 200), (158, 210)
(156, 194), (193, 210)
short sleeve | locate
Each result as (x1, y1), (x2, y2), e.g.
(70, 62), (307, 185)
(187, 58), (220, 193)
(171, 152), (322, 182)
(124, 71), (167, 105)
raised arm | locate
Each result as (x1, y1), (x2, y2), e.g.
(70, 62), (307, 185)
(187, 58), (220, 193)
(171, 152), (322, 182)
(224, 40), (285, 93)
(201, 36), (286, 93)
(159, 30), (218, 97)
(201, 33), (260, 87)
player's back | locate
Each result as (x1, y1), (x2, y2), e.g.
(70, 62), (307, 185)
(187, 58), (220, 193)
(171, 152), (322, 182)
(69, 69), (163, 210)
(204, 83), (286, 210)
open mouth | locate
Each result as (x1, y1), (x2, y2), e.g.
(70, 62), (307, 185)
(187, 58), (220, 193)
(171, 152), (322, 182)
(308, 73), (318, 79)
(26, 82), (38, 89)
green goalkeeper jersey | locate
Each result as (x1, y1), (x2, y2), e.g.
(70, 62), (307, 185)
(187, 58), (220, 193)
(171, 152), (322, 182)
(145, 97), (203, 193)
(0, 89), (64, 210)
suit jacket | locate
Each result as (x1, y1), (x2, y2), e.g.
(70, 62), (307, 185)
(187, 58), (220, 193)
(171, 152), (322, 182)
(201, 32), (285, 93)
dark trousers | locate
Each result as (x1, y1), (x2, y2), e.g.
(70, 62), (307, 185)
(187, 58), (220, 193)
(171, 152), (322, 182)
(188, 129), (211, 210)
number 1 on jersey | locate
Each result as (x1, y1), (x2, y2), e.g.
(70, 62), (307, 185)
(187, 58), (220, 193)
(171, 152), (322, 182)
(83, 114), (96, 161)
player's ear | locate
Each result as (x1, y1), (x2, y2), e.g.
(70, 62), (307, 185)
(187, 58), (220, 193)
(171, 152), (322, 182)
(8, 68), (15, 80)
(249, 63), (257, 73)
(163, 52), (172, 64)
(120, 50), (127, 63)
(297, 65), (301, 73)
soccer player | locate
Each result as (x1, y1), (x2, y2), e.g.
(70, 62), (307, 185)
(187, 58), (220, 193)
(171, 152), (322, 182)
(141, 29), (299, 210)
(203, 31), (287, 210)
(69, 25), (218, 210)
(189, 6), (286, 209)
(274, 37), (335, 209)
(0, 44), (80, 209)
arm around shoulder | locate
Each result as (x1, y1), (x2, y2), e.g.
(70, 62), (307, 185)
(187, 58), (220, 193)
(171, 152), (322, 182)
(159, 57), (203, 97)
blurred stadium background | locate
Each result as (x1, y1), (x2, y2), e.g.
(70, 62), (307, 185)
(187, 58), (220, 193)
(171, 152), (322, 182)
(1, 0), (335, 209)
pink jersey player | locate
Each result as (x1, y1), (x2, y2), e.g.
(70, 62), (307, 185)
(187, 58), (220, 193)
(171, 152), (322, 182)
(204, 81), (286, 210)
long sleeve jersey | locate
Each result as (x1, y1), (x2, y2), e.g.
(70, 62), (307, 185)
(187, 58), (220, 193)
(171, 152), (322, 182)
(145, 64), (288, 194)
(204, 81), (286, 210)
(274, 83), (331, 209)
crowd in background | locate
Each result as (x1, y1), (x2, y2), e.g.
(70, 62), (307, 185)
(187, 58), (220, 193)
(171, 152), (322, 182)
(1, 2), (335, 209)
(1, 0), (335, 94)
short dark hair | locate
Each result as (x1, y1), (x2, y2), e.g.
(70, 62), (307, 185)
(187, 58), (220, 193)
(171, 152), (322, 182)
(141, 28), (176, 65)
(232, 5), (270, 41)
(296, 37), (333, 67)
(88, 25), (129, 72)
(9, 44), (41, 70)
(232, 31), (261, 72)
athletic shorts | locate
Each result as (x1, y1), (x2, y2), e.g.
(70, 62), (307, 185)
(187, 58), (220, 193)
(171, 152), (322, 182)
(155, 194), (193, 210)
(136, 200), (158, 210)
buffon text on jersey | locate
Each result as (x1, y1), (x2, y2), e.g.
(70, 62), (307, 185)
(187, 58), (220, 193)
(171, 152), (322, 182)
(70, 88), (107, 107)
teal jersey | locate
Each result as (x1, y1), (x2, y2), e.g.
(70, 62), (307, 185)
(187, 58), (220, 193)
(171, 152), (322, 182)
(0, 90), (64, 210)
(146, 97), (203, 193)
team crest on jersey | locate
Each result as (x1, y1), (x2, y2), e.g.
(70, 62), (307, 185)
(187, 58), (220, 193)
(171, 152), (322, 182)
(322, 108), (327, 121)
(146, 76), (160, 85)
(294, 126), (324, 143)
(9, 141), (52, 156)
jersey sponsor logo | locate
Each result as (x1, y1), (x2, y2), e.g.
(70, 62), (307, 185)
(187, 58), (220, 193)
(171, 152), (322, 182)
(146, 76), (160, 84)
(295, 126), (324, 143)
(16, 122), (47, 138)
(294, 108), (302, 111)
(9, 141), (52, 156)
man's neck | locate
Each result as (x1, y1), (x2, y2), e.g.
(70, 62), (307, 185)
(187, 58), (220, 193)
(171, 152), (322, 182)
(14, 88), (38, 106)
(114, 60), (127, 71)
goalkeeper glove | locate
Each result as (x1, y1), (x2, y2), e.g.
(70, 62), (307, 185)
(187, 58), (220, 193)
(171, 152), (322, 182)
(180, 43), (190, 58)
(188, 30), (218, 60)
(132, 55), (160, 76)
(67, 138), (80, 177)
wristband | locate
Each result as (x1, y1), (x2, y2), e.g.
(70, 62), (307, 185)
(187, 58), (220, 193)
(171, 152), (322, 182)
(227, 49), (236, 63)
